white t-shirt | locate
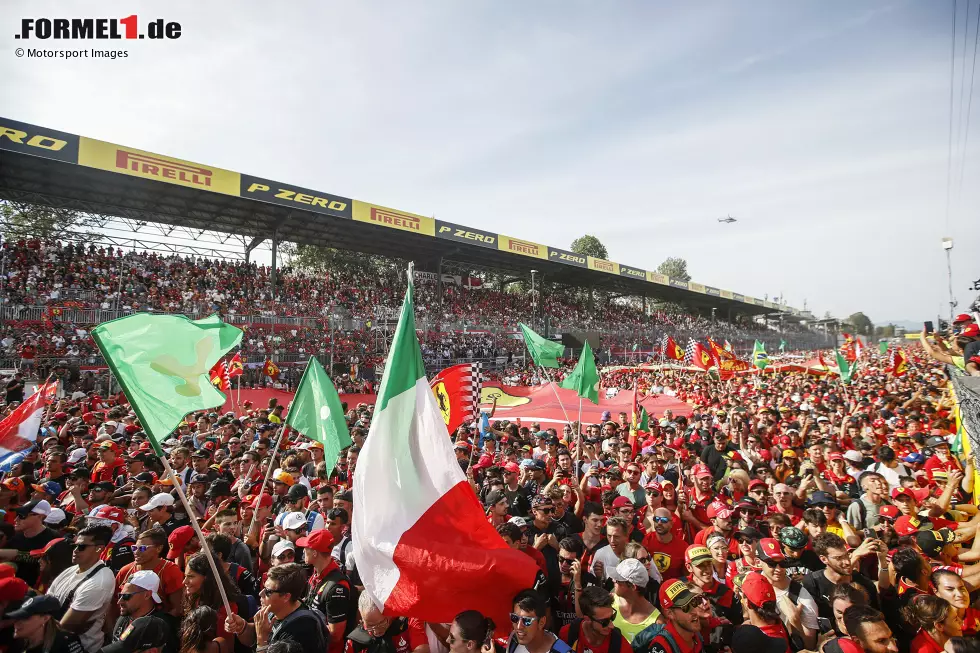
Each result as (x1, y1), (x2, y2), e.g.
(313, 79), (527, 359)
(774, 582), (819, 632)
(48, 563), (116, 653)
(591, 545), (623, 580)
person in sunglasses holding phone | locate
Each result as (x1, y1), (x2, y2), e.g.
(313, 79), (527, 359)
(559, 586), (633, 653)
(47, 525), (116, 653)
(507, 589), (572, 653)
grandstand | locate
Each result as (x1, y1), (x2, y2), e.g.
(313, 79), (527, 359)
(0, 117), (834, 389)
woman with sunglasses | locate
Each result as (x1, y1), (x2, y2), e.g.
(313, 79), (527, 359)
(725, 527), (764, 589)
(448, 610), (499, 653)
(624, 542), (663, 603)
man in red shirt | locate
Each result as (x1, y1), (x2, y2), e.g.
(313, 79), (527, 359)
(922, 433), (961, 480)
(90, 441), (126, 484)
(693, 502), (735, 547)
(684, 465), (717, 532)
(771, 484), (802, 524)
(636, 579), (704, 653)
(643, 507), (690, 581)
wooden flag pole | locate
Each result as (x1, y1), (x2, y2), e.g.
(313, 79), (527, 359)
(160, 456), (233, 618)
(244, 425), (289, 538)
(574, 397), (583, 480)
(539, 367), (574, 426)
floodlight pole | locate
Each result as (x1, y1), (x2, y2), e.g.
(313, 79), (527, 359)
(943, 238), (955, 327)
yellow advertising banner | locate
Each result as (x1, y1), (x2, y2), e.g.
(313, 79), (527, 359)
(587, 256), (620, 275)
(647, 272), (669, 285)
(720, 290), (734, 299)
(744, 297), (756, 305)
(688, 282), (706, 294)
(497, 235), (548, 260)
(352, 201), (435, 237)
(77, 137), (240, 196)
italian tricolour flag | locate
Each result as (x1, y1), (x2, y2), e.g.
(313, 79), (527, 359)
(352, 272), (539, 624)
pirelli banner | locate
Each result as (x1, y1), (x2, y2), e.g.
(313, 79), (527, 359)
(0, 116), (805, 317)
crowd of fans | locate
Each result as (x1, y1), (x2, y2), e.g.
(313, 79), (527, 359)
(0, 240), (829, 380)
(0, 305), (975, 653)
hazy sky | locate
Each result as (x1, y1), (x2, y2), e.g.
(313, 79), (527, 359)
(2, 0), (978, 324)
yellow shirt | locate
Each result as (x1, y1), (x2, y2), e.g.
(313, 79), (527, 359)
(613, 596), (662, 643)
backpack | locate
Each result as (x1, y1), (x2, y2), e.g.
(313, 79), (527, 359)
(273, 607), (327, 649)
(507, 632), (572, 653)
(307, 566), (357, 638)
(565, 619), (622, 653)
(632, 623), (702, 653)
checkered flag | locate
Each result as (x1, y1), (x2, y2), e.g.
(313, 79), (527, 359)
(684, 338), (698, 364)
(470, 361), (483, 419)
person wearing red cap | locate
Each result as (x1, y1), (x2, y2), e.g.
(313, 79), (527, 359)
(682, 465), (718, 534)
(300, 529), (354, 653)
(693, 501), (734, 547)
(826, 453), (858, 495)
(756, 538), (819, 650)
(114, 527), (184, 617)
(738, 573), (791, 653)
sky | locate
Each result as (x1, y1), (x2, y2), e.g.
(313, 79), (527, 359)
(1, 0), (978, 326)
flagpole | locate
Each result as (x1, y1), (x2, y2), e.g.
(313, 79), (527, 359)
(244, 425), (289, 538)
(160, 456), (232, 618)
(539, 367), (574, 427)
(574, 397), (583, 481)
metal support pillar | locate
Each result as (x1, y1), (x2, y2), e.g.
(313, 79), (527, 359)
(270, 230), (278, 363)
(244, 235), (265, 264)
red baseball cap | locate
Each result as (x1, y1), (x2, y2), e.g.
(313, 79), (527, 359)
(756, 538), (785, 563)
(894, 515), (928, 537)
(891, 487), (929, 502)
(692, 464), (712, 479)
(707, 501), (734, 520)
(250, 493), (274, 509)
(961, 324), (980, 337)
(29, 537), (67, 558)
(295, 529), (334, 553)
(953, 313), (973, 324)
(748, 479), (767, 490)
(0, 577), (28, 603)
(878, 505), (900, 520)
(645, 481), (663, 493)
(741, 572), (776, 606)
(503, 462), (520, 474)
(94, 505), (127, 523)
(828, 452), (844, 462)
(612, 496), (633, 509)
(166, 525), (197, 559)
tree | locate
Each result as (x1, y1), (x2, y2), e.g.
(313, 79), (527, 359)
(874, 324), (896, 339)
(656, 257), (691, 282)
(0, 201), (100, 242)
(846, 312), (874, 337)
(570, 234), (609, 260)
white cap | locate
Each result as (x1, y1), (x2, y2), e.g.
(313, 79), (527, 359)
(608, 558), (650, 587)
(44, 507), (66, 525)
(25, 500), (51, 517)
(127, 570), (162, 603)
(67, 448), (87, 465)
(272, 540), (296, 559)
(282, 512), (306, 531)
(507, 516), (527, 528)
(842, 450), (864, 464)
(139, 493), (175, 511)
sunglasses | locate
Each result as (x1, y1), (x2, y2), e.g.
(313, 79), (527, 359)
(259, 587), (288, 597)
(635, 555), (651, 564)
(589, 609), (618, 627)
(559, 557), (577, 566)
(119, 590), (147, 601)
(648, 491), (661, 498)
(74, 543), (101, 550)
(653, 516), (671, 524)
(735, 537), (758, 545)
(536, 507), (553, 514)
(510, 613), (538, 627)
(134, 545), (157, 553)
(676, 596), (708, 612)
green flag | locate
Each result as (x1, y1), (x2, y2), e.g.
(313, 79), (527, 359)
(285, 356), (352, 473)
(519, 323), (564, 368)
(752, 340), (769, 370)
(779, 339), (787, 353)
(638, 407), (649, 431)
(92, 314), (242, 455)
(560, 341), (600, 404)
(835, 349), (854, 384)
(879, 341), (888, 355)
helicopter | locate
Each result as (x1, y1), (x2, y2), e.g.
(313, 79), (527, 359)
(717, 215), (738, 224)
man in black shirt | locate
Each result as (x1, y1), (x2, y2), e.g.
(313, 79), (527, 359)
(700, 430), (738, 481)
(526, 495), (567, 593)
(105, 570), (177, 653)
(4, 373), (24, 404)
(777, 526), (824, 582)
(801, 532), (881, 625)
(0, 500), (59, 586)
(225, 563), (327, 651)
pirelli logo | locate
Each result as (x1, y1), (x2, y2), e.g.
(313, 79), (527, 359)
(116, 150), (212, 187)
(77, 137), (241, 195)
(508, 238), (541, 256)
(352, 201), (435, 236)
(592, 259), (615, 272)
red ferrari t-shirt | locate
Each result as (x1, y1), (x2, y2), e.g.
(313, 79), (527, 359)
(642, 531), (690, 580)
(559, 622), (634, 653)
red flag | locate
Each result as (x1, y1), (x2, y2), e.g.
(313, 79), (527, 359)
(429, 363), (481, 435)
(227, 352), (244, 378)
(0, 382), (57, 459)
(664, 336), (685, 361)
(889, 349), (908, 377)
(707, 337), (733, 361)
(209, 360), (230, 393)
(840, 333), (857, 362)
(262, 359), (280, 380)
(690, 342), (714, 371)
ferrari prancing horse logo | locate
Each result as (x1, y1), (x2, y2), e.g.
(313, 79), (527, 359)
(432, 382), (451, 425)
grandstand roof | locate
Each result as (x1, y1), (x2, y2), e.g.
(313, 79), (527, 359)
(0, 116), (810, 319)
